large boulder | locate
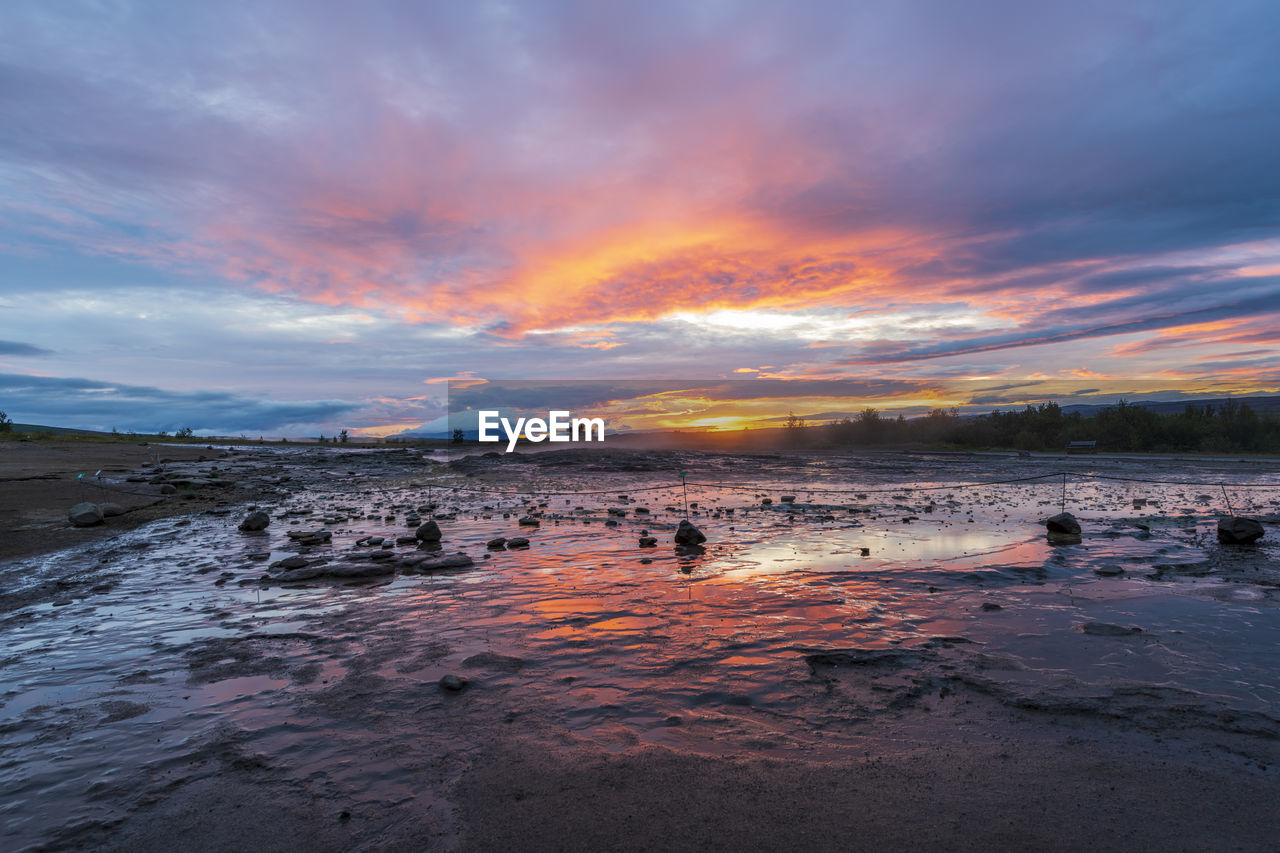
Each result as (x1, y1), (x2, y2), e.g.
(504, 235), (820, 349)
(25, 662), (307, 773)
(674, 519), (706, 546)
(1218, 516), (1265, 545)
(1045, 512), (1081, 535)
(238, 510), (271, 531)
(100, 502), (126, 518)
(414, 519), (442, 542)
(68, 502), (103, 527)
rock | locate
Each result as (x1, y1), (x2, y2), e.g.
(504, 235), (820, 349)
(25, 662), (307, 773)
(414, 520), (442, 542)
(439, 674), (468, 692)
(462, 652), (524, 672)
(507, 537), (530, 548)
(159, 484), (177, 495)
(981, 602), (1002, 611)
(1094, 565), (1124, 576)
(99, 502), (126, 518)
(518, 516), (540, 526)
(238, 510), (271, 531)
(1218, 516), (1265, 545)
(271, 555), (310, 570)
(399, 552), (475, 573)
(323, 562), (395, 578)
(674, 520), (706, 546)
(1045, 512), (1081, 535)
(273, 567), (326, 582)
(638, 536), (657, 547)
(486, 537), (508, 549)
(287, 530), (332, 546)
(1081, 622), (1142, 637)
(761, 498), (773, 506)
(780, 495), (796, 503)
(68, 502), (103, 527)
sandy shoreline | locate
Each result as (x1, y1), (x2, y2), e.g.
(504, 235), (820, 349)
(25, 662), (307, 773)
(0, 440), (255, 563)
(2, 444), (1279, 851)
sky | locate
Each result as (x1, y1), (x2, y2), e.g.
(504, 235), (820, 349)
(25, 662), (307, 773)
(1, 0), (1279, 436)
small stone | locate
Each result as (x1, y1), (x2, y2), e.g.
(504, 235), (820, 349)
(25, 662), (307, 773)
(399, 552), (474, 572)
(68, 502), (103, 527)
(462, 652), (524, 672)
(1094, 565), (1124, 576)
(1218, 516), (1264, 545)
(1045, 512), (1081, 535)
(518, 516), (540, 527)
(780, 495), (796, 503)
(638, 536), (657, 547)
(238, 510), (271, 531)
(981, 602), (1002, 611)
(674, 519), (706, 546)
(487, 537), (508, 549)
(507, 536), (530, 548)
(99, 502), (126, 518)
(414, 520), (442, 542)
(1081, 622), (1142, 637)
(159, 484), (177, 495)
(439, 674), (468, 692)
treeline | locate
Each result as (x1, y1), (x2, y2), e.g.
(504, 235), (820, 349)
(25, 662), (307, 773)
(798, 399), (1280, 453)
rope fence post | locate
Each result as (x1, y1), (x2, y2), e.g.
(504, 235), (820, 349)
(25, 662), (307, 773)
(1061, 472), (1067, 514)
(679, 470), (689, 519)
(1222, 484), (1234, 516)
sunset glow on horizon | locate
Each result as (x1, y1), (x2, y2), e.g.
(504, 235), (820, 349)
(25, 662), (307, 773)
(2, 1), (1278, 435)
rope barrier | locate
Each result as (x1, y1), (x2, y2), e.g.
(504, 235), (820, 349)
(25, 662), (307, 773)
(67, 465), (1280, 506)
(685, 472), (1070, 494)
(1069, 472), (1280, 488)
(411, 470), (1280, 500)
(412, 482), (678, 497)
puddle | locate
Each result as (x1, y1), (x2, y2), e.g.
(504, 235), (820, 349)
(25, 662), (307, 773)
(2, 449), (1280, 847)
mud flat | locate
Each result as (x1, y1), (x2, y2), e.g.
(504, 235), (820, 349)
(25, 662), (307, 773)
(2, 447), (1280, 851)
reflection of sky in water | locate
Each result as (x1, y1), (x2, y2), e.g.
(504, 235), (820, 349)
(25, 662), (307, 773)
(2, 452), (1280, 847)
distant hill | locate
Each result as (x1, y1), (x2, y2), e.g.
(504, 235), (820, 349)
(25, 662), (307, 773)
(1059, 395), (1280, 417)
(9, 422), (116, 436)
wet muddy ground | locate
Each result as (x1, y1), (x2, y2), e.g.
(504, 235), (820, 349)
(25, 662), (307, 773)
(2, 447), (1280, 850)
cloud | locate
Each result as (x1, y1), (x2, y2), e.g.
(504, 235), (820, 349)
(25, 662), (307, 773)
(1, 2), (1277, 335)
(0, 373), (360, 433)
(1, 1), (1280, 425)
(0, 340), (51, 356)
